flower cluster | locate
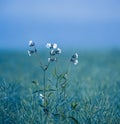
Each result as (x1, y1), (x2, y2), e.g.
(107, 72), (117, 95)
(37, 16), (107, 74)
(70, 53), (79, 65)
(46, 43), (62, 62)
(28, 41), (78, 66)
(46, 43), (57, 49)
(28, 40), (37, 56)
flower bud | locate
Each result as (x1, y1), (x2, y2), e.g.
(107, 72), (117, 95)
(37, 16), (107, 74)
(29, 40), (35, 47)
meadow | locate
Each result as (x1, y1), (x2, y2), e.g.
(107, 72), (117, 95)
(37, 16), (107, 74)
(0, 49), (120, 124)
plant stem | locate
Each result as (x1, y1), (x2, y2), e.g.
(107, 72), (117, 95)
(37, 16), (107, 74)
(43, 70), (46, 107)
(55, 77), (59, 113)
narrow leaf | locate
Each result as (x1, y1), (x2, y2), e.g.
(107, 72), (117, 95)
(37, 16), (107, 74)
(68, 116), (79, 124)
(32, 80), (38, 85)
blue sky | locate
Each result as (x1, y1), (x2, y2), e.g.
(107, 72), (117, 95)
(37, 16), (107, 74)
(0, 0), (120, 50)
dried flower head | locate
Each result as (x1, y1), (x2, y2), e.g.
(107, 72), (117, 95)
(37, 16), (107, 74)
(29, 40), (35, 47)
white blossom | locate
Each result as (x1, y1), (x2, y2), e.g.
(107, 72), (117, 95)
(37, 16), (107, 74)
(72, 53), (78, 59)
(75, 53), (78, 58)
(48, 57), (57, 62)
(39, 93), (44, 105)
(70, 52), (79, 65)
(40, 93), (44, 98)
(74, 59), (78, 65)
(56, 48), (61, 54)
(46, 43), (51, 48)
(52, 43), (57, 49)
(29, 40), (35, 47)
(46, 43), (57, 49)
(28, 50), (34, 56)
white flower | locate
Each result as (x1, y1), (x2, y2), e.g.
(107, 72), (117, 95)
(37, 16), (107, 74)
(46, 43), (51, 48)
(28, 50), (34, 56)
(52, 43), (57, 49)
(28, 49), (37, 56)
(40, 93), (44, 98)
(29, 40), (35, 47)
(74, 59), (78, 65)
(48, 57), (57, 62)
(72, 53), (78, 59)
(46, 43), (57, 49)
(70, 53), (79, 65)
(75, 53), (78, 58)
(39, 93), (44, 105)
(56, 48), (61, 54)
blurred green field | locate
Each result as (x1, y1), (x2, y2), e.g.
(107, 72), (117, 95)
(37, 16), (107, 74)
(0, 49), (120, 123)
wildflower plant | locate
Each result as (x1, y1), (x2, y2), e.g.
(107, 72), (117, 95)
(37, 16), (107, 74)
(28, 40), (79, 123)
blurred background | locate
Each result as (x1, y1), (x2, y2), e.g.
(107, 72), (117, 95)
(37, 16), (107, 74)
(0, 0), (120, 50)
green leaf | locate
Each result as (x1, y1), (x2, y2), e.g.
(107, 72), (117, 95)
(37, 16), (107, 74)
(32, 89), (56, 94)
(32, 89), (43, 94)
(46, 89), (56, 92)
(58, 72), (68, 81)
(32, 80), (38, 85)
(53, 113), (60, 117)
(52, 67), (58, 77)
(68, 116), (79, 124)
(47, 92), (53, 97)
(71, 102), (78, 110)
(58, 73), (64, 79)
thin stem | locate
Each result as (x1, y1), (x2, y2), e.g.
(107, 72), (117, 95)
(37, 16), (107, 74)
(55, 77), (59, 113)
(35, 51), (44, 70)
(66, 62), (71, 74)
(63, 80), (67, 115)
(43, 70), (46, 107)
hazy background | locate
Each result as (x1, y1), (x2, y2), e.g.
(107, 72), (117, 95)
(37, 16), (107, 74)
(0, 0), (120, 50)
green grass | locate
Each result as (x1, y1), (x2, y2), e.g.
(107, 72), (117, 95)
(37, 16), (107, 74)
(0, 49), (120, 124)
